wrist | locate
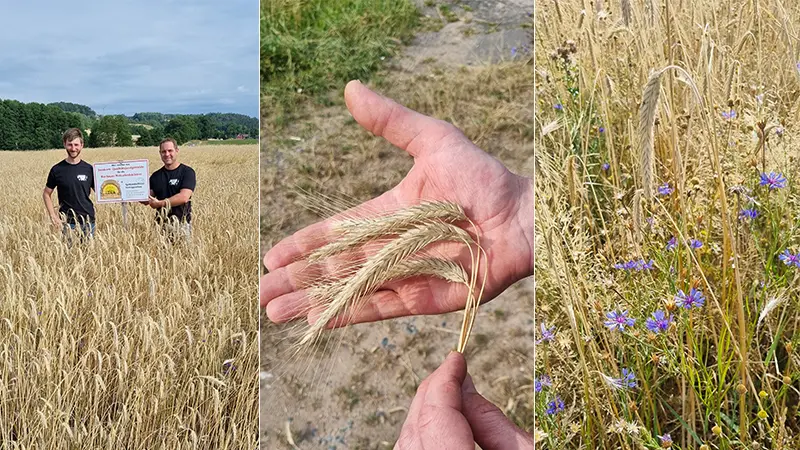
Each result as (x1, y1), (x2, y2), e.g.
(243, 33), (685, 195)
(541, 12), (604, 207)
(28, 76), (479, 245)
(516, 175), (534, 277)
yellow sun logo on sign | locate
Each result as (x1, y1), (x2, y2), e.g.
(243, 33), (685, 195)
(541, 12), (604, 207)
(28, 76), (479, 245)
(100, 180), (122, 200)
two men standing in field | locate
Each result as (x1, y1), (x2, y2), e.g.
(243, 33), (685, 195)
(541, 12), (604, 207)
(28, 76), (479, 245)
(43, 130), (196, 242)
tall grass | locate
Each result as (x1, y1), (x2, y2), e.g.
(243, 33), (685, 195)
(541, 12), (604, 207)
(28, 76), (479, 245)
(0, 145), (258, 449)
(535, 1), (800, 448)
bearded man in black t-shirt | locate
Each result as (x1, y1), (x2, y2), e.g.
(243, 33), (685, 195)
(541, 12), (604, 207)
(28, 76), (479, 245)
(143, 137), (196, 241)
(43, 128), (95, 240)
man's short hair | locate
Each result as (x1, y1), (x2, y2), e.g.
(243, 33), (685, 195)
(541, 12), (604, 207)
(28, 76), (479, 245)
(62, 128), (84, 145)
(160, 137), (178, 150)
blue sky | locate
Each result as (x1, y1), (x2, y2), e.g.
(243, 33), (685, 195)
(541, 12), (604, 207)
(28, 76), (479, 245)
(0, 0), (258, 117)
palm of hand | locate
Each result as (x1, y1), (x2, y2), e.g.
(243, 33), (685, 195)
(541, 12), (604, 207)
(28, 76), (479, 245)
(367, 130), (532, 318)
(260, 80), (532, 325)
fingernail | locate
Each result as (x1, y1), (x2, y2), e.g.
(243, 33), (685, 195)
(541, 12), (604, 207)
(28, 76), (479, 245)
(463, 374), (477, 394)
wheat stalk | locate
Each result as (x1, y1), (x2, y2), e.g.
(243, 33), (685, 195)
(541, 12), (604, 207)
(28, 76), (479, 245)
(632, 188), (644, 245)
(565, 154), (579, 208)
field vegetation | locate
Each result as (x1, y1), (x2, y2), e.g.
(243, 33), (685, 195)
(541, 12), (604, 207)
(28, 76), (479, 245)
(0, 145), (258, 449)
(535, 1), (800, 448)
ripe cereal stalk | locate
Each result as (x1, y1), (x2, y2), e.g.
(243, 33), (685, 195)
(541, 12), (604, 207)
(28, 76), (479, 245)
(296, 200), (486, 355)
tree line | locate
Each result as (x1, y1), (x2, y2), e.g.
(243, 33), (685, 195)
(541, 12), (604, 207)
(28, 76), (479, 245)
(0, 99), (258, 150)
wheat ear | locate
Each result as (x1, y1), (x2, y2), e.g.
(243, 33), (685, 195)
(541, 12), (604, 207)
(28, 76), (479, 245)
(639, 69), (663, 199)
(621, 0), (631, 26)
(308, 201), (467, 262)
(300, 222), (475, 347)
(306, 258), (470, 309)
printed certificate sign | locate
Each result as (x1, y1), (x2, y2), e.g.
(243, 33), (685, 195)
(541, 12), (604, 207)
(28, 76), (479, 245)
(94, 160), (149, 203)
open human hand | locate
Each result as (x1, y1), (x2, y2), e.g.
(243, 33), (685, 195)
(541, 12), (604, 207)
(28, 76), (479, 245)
(260, 80), (533, 325)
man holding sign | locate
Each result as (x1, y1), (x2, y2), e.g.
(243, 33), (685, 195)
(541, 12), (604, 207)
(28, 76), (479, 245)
(143, 137), (196, 241)
(42, 128), (95, 240)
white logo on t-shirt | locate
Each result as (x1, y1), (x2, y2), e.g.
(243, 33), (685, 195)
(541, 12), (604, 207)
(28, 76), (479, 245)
(77, 174), (88, 182)
(169, 179), (179, 186)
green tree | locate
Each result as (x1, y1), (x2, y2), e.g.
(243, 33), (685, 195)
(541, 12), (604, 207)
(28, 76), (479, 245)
(196, 115), (215, 139)
(88, 115), (132, 147)
(164, 116), (199, 144)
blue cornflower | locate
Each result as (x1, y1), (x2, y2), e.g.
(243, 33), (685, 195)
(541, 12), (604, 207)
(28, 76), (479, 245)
(545, 396), (565, 415)
(658, 182), (674, 196)
(666, 236), (677, 251)
(613, 259), (655, 271)
(689, 239), (703, 249)
(645, 310), (672, 334)
(538, 322), (556, 343)
(722, 110), (737, 120)
(675, 288), (705, 309)
(599, 126), (605, 133)
(760, 172), (787, 190)
(511, 47), (517, 57)
(778, 249), (800, 267)
(601, 162), (610, 171)
(222, 360), (236, 375)
(554, 103), (563, 111)
(618, 368), (638, 388)
(535, 375), (552, 393)
(604, 310), (635, 332)
(739, 208), (758, 220)
(658, 433), (673, 447)
(776, 127), (785, 137)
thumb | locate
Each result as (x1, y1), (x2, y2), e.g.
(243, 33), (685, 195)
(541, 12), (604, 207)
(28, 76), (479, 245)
(461, 375), (535, 450)
(343, 79), (455, 159)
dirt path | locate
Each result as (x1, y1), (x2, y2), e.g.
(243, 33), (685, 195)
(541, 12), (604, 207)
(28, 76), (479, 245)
(400, 0), (531, 70)
(260, 3), (533, 449)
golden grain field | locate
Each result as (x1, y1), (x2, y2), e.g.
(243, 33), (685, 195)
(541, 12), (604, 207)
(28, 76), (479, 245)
(0, 145), (258, 449)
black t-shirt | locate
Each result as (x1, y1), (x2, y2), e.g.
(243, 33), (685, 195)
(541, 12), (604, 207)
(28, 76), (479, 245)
(45, 160), (95, 224)
(150, 164), (196, 223)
